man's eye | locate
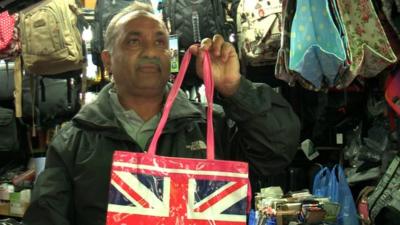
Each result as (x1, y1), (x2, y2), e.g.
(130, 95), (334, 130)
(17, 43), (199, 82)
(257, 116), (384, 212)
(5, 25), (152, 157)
(155, 40), (166, 46)
(127, 39), (139, 46)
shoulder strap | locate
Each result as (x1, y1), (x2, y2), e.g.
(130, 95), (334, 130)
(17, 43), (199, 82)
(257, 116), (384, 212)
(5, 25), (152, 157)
(147, 50), (215, 159)
(14, 56), (22, 118)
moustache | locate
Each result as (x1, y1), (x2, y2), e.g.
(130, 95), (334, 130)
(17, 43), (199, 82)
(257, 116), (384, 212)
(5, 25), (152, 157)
(136, 58), (162, 70)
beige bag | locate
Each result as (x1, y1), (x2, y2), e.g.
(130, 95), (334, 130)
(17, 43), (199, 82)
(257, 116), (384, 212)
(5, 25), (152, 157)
(20, 0), (83, 75)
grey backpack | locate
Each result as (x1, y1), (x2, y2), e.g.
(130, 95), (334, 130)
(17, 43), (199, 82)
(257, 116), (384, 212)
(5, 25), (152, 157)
(368, 155), (400, 223)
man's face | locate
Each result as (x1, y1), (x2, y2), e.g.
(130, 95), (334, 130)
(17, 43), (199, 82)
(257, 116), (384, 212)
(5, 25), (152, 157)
(103, 14), (171, 97)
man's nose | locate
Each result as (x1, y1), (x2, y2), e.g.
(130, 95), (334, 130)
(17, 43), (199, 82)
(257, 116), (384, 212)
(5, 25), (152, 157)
(140, 42), (159, 57)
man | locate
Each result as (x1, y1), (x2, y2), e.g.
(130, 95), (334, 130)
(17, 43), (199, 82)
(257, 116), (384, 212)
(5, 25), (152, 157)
(23, 2), (300, 225)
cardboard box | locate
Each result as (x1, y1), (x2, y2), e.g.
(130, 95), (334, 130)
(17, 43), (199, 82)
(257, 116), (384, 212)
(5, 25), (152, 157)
(9, 190), (31, 217)
(0, 183), (14, 201)
(276, 210), (299, 225)
(0, 201), (10, 216)
(84, 0), (96, 9)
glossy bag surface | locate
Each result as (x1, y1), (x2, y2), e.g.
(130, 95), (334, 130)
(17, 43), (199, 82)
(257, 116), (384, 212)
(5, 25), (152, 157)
(107, 151), (250, 225)
(106, 51), (251, 225)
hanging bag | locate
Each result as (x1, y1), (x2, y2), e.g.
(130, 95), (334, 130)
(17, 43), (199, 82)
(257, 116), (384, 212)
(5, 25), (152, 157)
(289, 0), (346, 88)
(0, 11), (21, 60)
(0, 61), (15, 101)
(335, 0), (398, 87)
(22, 74), (81, 128)
(368, 155), (400, 223)
(275, 0), (297, 85)
(236, 0), (282, 67)
(106, 50), (251, 225)
(0, 11), (14, 51)
(19, 0), (83, 75)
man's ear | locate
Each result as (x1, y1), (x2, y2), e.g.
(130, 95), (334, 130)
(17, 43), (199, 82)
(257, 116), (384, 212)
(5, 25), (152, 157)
(101, 50), (112, 73)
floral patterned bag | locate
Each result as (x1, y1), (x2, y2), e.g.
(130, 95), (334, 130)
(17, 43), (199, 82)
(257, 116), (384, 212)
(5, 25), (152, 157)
(335, 0), (398, 87)
(236, 0), (282, 67)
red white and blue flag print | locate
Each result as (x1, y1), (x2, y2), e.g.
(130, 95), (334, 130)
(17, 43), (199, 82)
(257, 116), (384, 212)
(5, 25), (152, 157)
(106, 151), (250, 225)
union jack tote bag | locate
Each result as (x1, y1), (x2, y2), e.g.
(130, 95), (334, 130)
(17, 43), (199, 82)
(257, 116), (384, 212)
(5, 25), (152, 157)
(106, 50), (251, 225)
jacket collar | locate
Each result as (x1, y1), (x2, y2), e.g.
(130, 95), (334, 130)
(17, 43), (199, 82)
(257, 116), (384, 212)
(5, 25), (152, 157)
(73, 83), (204, 133)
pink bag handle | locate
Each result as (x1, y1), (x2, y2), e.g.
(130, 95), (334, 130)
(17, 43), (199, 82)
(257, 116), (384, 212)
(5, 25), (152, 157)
(147, 50), (215, 160)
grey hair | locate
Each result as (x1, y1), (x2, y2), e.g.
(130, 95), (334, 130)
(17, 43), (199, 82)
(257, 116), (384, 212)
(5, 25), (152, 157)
(103, 2), (156, 53)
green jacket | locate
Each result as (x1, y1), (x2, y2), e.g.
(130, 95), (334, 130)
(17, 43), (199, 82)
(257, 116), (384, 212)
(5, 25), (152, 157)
(23, 77), (300, 225)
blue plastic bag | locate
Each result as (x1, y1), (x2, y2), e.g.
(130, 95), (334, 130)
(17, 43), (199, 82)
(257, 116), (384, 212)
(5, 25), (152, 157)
(312, 166), (331, 197)
(248, 209), (256, 225)
(328, 165), (359, 225)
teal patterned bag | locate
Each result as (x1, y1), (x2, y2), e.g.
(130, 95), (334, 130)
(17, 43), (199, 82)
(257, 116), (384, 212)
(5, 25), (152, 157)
(289, 0), (346, 88)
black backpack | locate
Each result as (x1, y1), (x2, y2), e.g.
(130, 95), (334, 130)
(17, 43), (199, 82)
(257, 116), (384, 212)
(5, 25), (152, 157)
(161, 0), (233, 50)
(0, 0), (43, 14)
(161, 0), (234, 88)
(91, 0), (152, 67)
(22, 73), (81, 128)
(0, 61), (14, 101)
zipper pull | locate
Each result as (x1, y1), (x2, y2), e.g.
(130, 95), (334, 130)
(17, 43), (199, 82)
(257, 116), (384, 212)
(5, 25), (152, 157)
(192, 11), (201, 43)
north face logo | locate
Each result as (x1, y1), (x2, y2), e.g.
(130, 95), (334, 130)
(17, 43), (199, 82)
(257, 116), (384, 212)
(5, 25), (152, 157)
(186, 140), (206, 151)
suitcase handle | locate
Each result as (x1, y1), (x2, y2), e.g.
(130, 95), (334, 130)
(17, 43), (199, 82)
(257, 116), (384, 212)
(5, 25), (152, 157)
(148, 49), (215, 159)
